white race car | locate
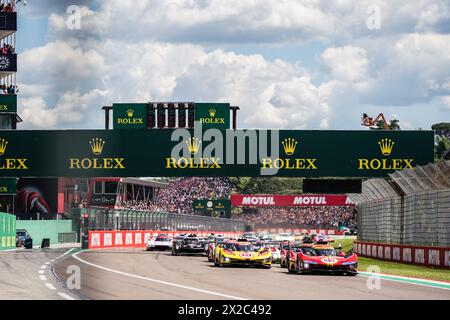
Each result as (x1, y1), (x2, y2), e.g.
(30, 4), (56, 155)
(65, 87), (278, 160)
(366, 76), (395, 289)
(146, 234), (173, 251)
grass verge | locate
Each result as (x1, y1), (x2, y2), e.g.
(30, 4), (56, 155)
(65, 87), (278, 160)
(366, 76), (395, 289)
(332, 238), (450, 282)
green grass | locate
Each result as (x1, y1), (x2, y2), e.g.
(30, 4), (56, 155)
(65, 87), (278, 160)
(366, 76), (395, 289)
(332, 238), (450, 282)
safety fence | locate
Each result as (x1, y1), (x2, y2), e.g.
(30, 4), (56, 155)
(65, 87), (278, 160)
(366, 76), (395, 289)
(349, 161), (450, 266)
(0, 212), (16, 250)
(84, 207), (246, 233)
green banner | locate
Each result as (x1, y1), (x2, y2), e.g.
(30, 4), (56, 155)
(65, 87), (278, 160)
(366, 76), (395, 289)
(0, 129), (434, 178)
(195, 103), (230, 130)
(113, 103), (148, 129)
(0, 95), (17, 113)
(0, 177), (16, 194)
(0, 212), (16, 250)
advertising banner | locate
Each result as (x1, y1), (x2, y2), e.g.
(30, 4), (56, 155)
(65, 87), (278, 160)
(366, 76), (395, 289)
(0, 212), (15, 250)
(0, 54), (16, 73)
(113, 103), (148, 129)
(88, 230), (242, 249)
(0, 177), (16, 194)
(195, 103), (230, 130)
(0, 129), (434, 178)
(231, 195), (354, 207)
(0, 94), (17, 113)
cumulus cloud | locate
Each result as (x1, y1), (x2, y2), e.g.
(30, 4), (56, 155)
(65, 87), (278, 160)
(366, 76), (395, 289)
(16, 0), (450, 131)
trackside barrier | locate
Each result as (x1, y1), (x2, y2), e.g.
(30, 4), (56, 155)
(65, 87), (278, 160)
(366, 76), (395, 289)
(88, 230), (243, 249)
(254, 228), (345, 236)
(354, 241), (450, 269)
(0, 212), (16, 251)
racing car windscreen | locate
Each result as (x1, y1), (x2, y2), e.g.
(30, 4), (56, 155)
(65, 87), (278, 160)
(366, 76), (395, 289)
(313, 248), (337, 256)
(234, 244), (255, 252)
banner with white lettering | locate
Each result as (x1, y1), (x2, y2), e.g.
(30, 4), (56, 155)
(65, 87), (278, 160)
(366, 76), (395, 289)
(231, 195), (354, 207)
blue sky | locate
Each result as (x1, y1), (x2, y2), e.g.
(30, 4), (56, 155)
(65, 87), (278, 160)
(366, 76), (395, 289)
(14, 0), (450, 130)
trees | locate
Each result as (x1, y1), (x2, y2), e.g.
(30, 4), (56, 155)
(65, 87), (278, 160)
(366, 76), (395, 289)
(432, 123), (450, 160)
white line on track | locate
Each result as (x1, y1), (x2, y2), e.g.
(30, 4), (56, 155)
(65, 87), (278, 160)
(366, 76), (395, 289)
(39, 275), (47, 281)
(40, 265), (47, 269)
(38, 270), (45, 275)
(358, 272), (450, 290)
(45, 283), (56, 290)
(58, 292), (76, 300)
(72, 251), (249, 300)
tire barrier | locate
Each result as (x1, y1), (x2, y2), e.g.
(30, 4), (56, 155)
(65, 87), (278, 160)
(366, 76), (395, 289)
(354, 241), (450, 269)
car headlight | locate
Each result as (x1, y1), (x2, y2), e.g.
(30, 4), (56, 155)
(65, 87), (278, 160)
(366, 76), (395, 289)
(303, 260), (318, 265)
(223, 257), (230, 262)
(304, 263), (310, 269)
(342, 261), (357, 266)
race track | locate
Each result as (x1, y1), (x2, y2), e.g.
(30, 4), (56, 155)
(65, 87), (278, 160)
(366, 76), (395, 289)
(46, 248), (450, 300)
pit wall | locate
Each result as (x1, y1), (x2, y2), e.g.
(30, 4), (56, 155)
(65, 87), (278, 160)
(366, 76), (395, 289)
(16, 220), (74, 245)
(88, 230), (242, 249)
(0, 212), (16, 250)
(354, 241), (450, 269)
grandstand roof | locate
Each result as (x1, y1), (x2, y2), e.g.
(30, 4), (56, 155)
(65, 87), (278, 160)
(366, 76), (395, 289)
(119, 178), (168, 188)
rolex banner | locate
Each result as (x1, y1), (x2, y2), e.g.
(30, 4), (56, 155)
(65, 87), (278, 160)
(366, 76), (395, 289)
(195, 103), (231, 130)
(113, 103), (148, 129)
(0, 129), (434, 178)
(0, 95), (17, 113)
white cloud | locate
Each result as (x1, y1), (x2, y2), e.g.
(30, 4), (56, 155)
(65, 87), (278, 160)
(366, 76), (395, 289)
(321, 46), (370, 82)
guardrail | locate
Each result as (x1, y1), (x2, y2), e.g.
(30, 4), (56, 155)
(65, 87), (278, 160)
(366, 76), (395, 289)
(83, 207), (246, 233)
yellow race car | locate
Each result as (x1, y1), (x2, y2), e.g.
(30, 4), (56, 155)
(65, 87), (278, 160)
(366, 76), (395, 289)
(214, 240), (272, 268)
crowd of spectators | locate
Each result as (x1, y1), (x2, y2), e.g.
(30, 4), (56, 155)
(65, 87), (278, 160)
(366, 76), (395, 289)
(233, 207), (356, 229)
(0, 1), (15, 13)
(113, 177), (356, 229)
(1, 84), (18, 94)
(1, 43), (15, 55)
(116, 177), (235, 214)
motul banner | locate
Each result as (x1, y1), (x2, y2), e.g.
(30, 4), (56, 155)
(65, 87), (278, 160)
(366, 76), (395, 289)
(231, 195), (354, 207)
(88, 230), (242, 249)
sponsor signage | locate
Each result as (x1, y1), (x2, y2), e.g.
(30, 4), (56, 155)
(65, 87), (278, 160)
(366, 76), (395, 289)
(193, 199), (231, 218)
(89, 194), (117, 206)
(0, 12), (17, 31)
(195, 103), (230, 130)
(0, 177), (16, 194)
(0, 54), (16, 73)
(0, 129), (434, 178)
(0, 212), (15, 250)
(231, 195), (354, 207)
(113, 103), (148, 129)
(0, 95), (17, 113)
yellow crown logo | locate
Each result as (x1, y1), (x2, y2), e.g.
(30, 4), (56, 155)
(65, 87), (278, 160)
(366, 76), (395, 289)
(209, 109), (217, 117)
(127, 109), (135, 117)
(186, 138), (201, 155)
(0, 138), (8, 156)
(90, 138), (106, 155)
(282, 138), (298, 156)
(379, 138), (394, 156)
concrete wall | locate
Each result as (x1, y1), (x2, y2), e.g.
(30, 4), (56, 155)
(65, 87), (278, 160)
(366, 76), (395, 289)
(16, 220), (74, 245)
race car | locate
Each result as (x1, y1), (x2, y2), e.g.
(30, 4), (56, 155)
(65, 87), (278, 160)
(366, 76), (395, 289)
(172, 235), (207, 256)
(286, 243), (314, 272)
(207, 236), (225, 262)
(146, 234), (172, 251)
(279, 241), (292, 268)
(293, 243), (358, 276)
(214, 240), (272, 268)
(268, 245), (281, 263)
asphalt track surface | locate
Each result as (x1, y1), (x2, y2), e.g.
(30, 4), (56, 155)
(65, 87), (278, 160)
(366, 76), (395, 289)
(52, 248), (449, 300)
(1, 247), (449, 300)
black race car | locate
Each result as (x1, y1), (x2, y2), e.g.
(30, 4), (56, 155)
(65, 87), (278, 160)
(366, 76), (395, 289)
(16, 229), (33, 249)
(172, 235), (207, 256)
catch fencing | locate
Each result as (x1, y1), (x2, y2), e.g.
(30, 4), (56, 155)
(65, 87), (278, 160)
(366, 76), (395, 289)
(84, 207), (246, 233)
(349, 161), (450, 247)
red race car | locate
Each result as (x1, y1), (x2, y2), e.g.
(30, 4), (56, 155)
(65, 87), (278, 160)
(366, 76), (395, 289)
(292, 243), (358, 276)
